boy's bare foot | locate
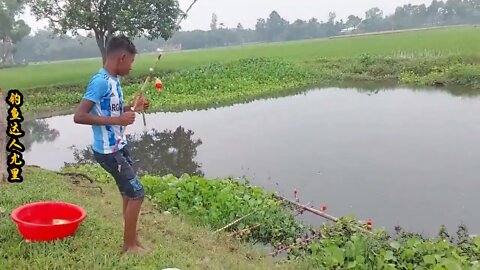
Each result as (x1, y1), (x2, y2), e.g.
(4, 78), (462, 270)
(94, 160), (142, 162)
(122, 246), (149, 256)
(138, 244), (151, 253)
(136, 241), (149, 251)
(136, 238), (152, 253)
(136, 236), (145, 249)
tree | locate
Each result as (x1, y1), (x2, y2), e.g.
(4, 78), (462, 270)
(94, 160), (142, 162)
(328, 12), (337, 24)
(210, 13), (218, 31)
(255, 18), (267, 40)
(427, 0), (444, 25)
(366, 7), (384, 21)
(325, 12), (341, 36)
(236, 23), (244, 31)
(15, 29), (168, 62)
(444, 0), (467, 24)
(27, 0), (181, 63)
(361, 7), (385, 32)
(0, 0), (31, 65)
(265, 11), (289, 42)
(347, 15), (362, 30)
(306, 18), (321, 38)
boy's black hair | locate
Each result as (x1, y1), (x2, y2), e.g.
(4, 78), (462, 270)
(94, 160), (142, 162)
(106, 34), (137, 55)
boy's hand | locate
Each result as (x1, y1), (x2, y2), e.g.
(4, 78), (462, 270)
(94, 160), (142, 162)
(143, 97), (150, 110)
(118, 111), (136, 126)
(132, 93), (150, 112)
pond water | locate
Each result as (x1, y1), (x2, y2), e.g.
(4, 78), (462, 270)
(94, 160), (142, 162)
(23, 87), (480, 236)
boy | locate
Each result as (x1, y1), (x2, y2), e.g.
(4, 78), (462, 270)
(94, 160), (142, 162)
(73, 35), (149, 255)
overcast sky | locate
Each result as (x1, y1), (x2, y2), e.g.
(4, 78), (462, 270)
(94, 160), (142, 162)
(22, 0), (433, 33)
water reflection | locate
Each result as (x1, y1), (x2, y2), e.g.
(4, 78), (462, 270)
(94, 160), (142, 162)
(22, 87), (480, 235)
(24, 119), (60, 152)
(69, 126), (204, 177)
(348, 82), (480, 98)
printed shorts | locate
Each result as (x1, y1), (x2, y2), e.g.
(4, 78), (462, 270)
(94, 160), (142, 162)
(93, 146), (145, 200)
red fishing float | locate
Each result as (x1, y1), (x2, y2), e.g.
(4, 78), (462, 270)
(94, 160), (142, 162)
(155, 78), (163, 90)
(321, 204), (327, 212)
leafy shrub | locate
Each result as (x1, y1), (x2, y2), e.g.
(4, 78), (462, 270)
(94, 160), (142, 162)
(142, 174), (306, 248)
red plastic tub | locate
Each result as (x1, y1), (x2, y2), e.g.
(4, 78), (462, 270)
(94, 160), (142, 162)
(11, 201), (87, 242)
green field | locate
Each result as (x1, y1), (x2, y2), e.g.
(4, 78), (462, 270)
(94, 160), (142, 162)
(1, 26), (479, 90)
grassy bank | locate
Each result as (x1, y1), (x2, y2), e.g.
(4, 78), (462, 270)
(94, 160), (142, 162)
(1, 25), (479, 90)
(20, 58), (316, 117)
(18, 54), (480, 119)
(2, 165), (479, 269)
(0, 166), (304, 269)
(307, 53), (480, 87)
(58, 164), (480, 269)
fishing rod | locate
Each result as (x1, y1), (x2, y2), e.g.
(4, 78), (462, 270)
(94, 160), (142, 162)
(113, 0), (200, 153)
(274, 193), (374, 236)
(137, 0), (199, 119)
(137, 0), (200, 126)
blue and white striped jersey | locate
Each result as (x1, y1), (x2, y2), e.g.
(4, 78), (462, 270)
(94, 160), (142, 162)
(83, 68), (126, 154)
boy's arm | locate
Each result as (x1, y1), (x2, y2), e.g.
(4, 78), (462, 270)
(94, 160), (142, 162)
(74, 77), (135, 126)
(74, 99), (134, 126)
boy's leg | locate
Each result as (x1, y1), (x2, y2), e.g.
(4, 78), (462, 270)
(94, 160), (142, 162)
(121, 147), (146, 249)
(122, 195), (128, 220)
(117, 148), (146, 253)
(94, 148), (146, 253)
(122, 195), (144, 249)
(123, 197), (144, 252)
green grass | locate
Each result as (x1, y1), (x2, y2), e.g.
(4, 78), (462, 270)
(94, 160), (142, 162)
(0, 166), (305, 269)
(123, 58), (316, 112)
(18, 54), (480, 119)
(18, 57), (316, 118)
(1, 25), (479, 90)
